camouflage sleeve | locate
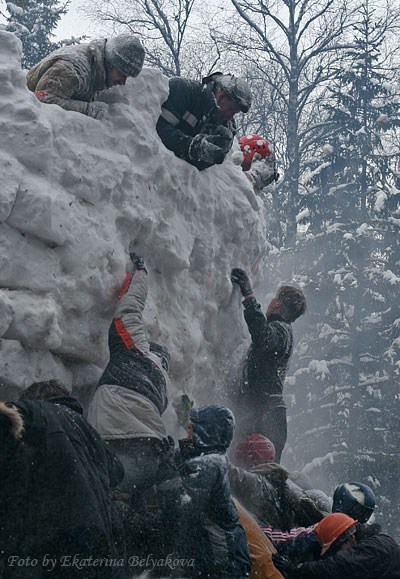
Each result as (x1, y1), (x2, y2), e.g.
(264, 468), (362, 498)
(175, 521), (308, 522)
(33, 59), (90, 115)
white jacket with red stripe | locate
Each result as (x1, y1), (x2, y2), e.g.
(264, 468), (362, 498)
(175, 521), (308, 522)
(87, 269), (169, 440)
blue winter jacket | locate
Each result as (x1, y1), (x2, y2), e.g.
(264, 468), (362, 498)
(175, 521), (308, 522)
(176, 405), (251, 577)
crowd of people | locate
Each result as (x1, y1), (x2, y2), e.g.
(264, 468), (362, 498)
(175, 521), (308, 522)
(0, 30), (399, 578)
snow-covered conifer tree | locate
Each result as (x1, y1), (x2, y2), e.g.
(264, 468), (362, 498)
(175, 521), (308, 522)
(4, 0), (68, 68)
(271, 3), (400, 537)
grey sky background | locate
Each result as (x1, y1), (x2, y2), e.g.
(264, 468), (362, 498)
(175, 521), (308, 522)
(0, 0), (96, 41)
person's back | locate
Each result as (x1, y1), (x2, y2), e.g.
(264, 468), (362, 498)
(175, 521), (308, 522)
(176, 405), (251, 577)
(230, 435), (324, 530)
(0, 385), (124, 578)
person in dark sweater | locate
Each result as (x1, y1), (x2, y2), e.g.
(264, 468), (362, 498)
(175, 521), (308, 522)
(230, 268), (307, 462)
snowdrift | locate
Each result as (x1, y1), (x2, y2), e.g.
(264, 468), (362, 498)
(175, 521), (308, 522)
(0, 31), (266, 418)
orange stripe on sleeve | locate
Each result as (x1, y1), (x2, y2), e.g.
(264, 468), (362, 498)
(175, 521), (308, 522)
(114, 317), (135, 349)
(118, 272), (134, 300)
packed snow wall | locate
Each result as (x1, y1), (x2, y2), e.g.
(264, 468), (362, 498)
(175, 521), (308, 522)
(0, 31), (266, 421)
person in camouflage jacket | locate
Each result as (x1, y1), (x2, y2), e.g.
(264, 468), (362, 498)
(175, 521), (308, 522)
(26, 35), (144, 119)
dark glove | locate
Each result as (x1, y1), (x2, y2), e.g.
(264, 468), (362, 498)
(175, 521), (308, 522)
(272, 554), (304, 577)
(157, 436), (184, 503)
(231, 268), (253, 297)
(158, 435), (176, 466)
(188, 134), (225, 165)
(207, 125), (234, 154)
(129, 252), (148, 274)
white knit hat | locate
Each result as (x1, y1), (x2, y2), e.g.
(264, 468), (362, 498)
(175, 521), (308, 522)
(105, 35), (145, 77)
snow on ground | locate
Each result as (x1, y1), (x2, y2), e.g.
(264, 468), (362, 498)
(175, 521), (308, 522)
(0, 31), (266, 422)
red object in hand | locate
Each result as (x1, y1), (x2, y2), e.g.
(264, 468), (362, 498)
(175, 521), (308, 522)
(240, 134), (274, 170)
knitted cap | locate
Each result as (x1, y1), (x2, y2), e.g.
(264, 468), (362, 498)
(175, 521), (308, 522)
(105, 35), (145, 77)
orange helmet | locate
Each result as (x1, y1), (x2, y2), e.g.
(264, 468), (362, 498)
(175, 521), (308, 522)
(315, 513), (357, 556)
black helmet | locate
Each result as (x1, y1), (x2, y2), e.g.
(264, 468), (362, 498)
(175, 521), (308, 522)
(202, 72), (252, 113)
(333, 482), (376, 524)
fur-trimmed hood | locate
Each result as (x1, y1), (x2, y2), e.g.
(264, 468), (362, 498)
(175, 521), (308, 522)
(0, 402), (24, 439)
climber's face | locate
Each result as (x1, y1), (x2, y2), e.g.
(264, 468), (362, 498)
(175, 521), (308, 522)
(214, 89), (241, 121)
(106, 67), (128, 88)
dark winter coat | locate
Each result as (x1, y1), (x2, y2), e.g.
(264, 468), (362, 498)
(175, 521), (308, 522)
(26, 39), (108, 114)
(229, 462), (324, 531)
(293, 524), (400, 578)
(156, 77), (236, 170)
(176, 405), (251, 577)
(0, 397), (124, 576)
(233, 298), (293, 437)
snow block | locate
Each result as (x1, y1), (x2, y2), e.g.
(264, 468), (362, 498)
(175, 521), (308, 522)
(0, 338), (72, 394)
(0, 31), (266, 400)
(0, 152), (22, 221)
(8, 176), (72, 245)
(1, 289), (62, 349)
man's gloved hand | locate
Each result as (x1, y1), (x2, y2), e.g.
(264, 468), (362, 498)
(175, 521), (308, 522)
(231, 268), (253, 297)
(157, 436), (184, 496)
(86, 101), (108, 120)
(188, 134), (225, 165)
(272, 553), (305, 577)
(207, 125), (234, 154)
(247, 158), (278, 191)
(130, 252), (148, 274)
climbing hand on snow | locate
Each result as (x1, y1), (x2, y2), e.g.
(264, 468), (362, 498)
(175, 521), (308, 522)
(188, 134), (225, 165)
(86, 101), (109, 120)
(130, 253), (148, 274)
(272, 553), (305, 576)
(208, 125), (234, 154)
(231, 268), (253, 297)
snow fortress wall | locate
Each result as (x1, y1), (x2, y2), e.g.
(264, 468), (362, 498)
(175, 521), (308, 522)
(0, 31), (266, 416)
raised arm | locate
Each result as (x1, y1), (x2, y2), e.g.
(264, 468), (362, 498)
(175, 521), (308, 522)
(112, 253), (150, 355)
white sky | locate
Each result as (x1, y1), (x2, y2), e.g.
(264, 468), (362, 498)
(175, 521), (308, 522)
(0, 0), (97, 41)
(53, 0), (96, 41)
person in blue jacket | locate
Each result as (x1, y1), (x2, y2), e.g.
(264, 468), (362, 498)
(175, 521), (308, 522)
(173, 405), (251, 578)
